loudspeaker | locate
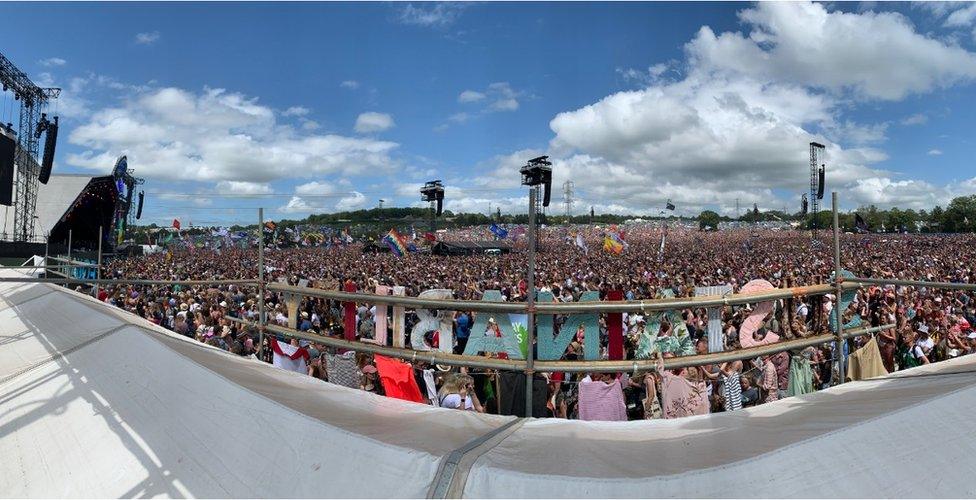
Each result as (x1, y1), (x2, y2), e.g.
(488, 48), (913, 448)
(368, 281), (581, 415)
(435, 198), (442, 216)
(0, 132), (15, 206)
(39, 117), (58, 184)
(136, 191), (144, 219)
(817, 165), (825, 200)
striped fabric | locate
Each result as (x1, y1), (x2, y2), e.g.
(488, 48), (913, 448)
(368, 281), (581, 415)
(723, 372), (743, 412)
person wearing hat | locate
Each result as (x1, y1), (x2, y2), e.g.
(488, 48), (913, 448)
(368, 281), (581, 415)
(299, 311), (312, 332)
(360, 364), (380, 394)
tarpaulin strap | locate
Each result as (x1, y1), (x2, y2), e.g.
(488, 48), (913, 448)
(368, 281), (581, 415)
(427, 418), (525, 499)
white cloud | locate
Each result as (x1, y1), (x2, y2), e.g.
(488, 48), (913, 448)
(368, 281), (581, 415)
(67, 86), (399, 183)
(458, 90), (485, 103)
(215, 181), (273, 195)
(283, 106), (309, 117)
(928, 148), (944, 155)
(294, 181), (336, 196)
(901, 113), (928, 126)
(397, 3), (467, 27)
(38, 57), (66, 67)
(686, 2), (976, 100)
(354, 112), (395, 133)
(945, 3), (976, 27)
(340, 80), (360, 90)
(279, 196), (315, 214)
(135, 31), (161, 45)
(335, 191), (367, 211)
(486, 82), (520, 111)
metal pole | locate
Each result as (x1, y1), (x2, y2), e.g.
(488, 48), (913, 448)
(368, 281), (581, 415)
(43, 231), (48, 277)
(66, 229), (72, 286)
(95, 226), (103, 299)
(525, 187), (537, 417)
(832, 192), (845, 385)
(258, 207), (266, 362)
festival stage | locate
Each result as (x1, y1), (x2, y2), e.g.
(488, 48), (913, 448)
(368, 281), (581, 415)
(1, 268), (975, 498)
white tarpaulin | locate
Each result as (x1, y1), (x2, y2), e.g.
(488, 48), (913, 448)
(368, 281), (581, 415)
(2, 269), (976, 498)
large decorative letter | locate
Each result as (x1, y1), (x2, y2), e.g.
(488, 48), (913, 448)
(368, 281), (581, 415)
(537, 291), (601, 360)
(462, 290), (524, 359)
(738, 279), (781, 348)
(410, 289), (455, 353)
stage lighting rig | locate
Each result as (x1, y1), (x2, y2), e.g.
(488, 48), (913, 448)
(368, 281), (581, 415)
(520, 155), (553, 207)
(420, 180), (445, 216)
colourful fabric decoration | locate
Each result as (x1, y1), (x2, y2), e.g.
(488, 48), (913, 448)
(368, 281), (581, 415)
(374, 355), (425, 403)
(462, 290), (524, 359)
(847, 337), (889, 381)
(578, 379), (628, 421)
(738, 279), (781, 348)
(536, 290), (600, 360)
(489, 223), (508, 239)
(830, 269), (862, 332)
(325, 351), (360, 389)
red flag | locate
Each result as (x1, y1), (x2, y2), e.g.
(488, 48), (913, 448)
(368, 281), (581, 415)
(374, 355), (425, 403)
(423, 232), (437, 242)
(172, 219), (181, 230)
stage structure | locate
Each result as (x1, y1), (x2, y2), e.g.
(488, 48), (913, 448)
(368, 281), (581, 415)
(40, 155), (145, 253)
(809, 142), (826, 236)
(420, 179), (444, 233)
(0, 50), (61, 242)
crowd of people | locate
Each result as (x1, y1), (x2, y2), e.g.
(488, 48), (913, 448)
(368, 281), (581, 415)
(92, 226), (976, 420)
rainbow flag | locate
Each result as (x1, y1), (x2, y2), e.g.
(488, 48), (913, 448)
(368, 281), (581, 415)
(603, 235), (623, 255)
(384, 229), (409, 257)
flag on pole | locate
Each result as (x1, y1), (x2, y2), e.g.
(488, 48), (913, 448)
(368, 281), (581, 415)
(575, 232), (588, 254)
(383, 228), (410, 257)
(666, 199), (676, 211)
(489, 223), (508, 239)
(172, 219), (181, 230)
(603, 235), (623, 254)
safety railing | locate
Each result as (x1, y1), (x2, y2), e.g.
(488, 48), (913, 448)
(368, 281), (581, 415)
(5, 193), (972, 418)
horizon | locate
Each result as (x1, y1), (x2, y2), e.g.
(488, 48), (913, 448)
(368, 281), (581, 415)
(3, 1), (976, 227)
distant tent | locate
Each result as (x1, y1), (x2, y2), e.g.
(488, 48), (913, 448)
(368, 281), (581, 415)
(432, 240), (513, 256)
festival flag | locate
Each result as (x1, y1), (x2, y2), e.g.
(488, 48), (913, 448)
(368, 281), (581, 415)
(264, 221), (277, 232)
(666, 199), (676, 211)
(172, 219), (181, 230)
(270, 338), (310, 374)
(489, 223), (509, 239)
(855, 213), (869, 233)
(423, 231), (437, 242)
(383, 228), (410, 257)
(603, 235), (624, 254)
(575, 232), (588, 254)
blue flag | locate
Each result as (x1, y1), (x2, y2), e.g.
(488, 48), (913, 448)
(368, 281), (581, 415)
(489, 223), (508, 239)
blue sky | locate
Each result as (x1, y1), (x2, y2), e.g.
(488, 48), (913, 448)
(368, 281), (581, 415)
(2, 1), (976, 226)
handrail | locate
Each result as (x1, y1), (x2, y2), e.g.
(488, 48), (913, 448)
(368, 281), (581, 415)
(46, 256), (99, 268)
(259, 321), (892, 373)
(267, 281), (859, 315)
(0, 277), (260, 286)
(851, 277), (976, 291)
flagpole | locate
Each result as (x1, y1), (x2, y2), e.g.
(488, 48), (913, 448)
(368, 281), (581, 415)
(525, 187), (537, 418)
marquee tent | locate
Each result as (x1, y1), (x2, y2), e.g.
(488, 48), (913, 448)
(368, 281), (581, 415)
(1, 269), (975, 498)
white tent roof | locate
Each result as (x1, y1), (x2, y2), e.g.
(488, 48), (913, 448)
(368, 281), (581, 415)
(1, 174), (94, 240)
(1, 269), (975, 498)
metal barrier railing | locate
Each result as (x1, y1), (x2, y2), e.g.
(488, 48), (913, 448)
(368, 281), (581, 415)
(5, 196), (971, 417)
(267, 281), (858, 314)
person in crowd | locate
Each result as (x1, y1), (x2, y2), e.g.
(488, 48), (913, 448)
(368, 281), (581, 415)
(93, 226), (976, 420)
